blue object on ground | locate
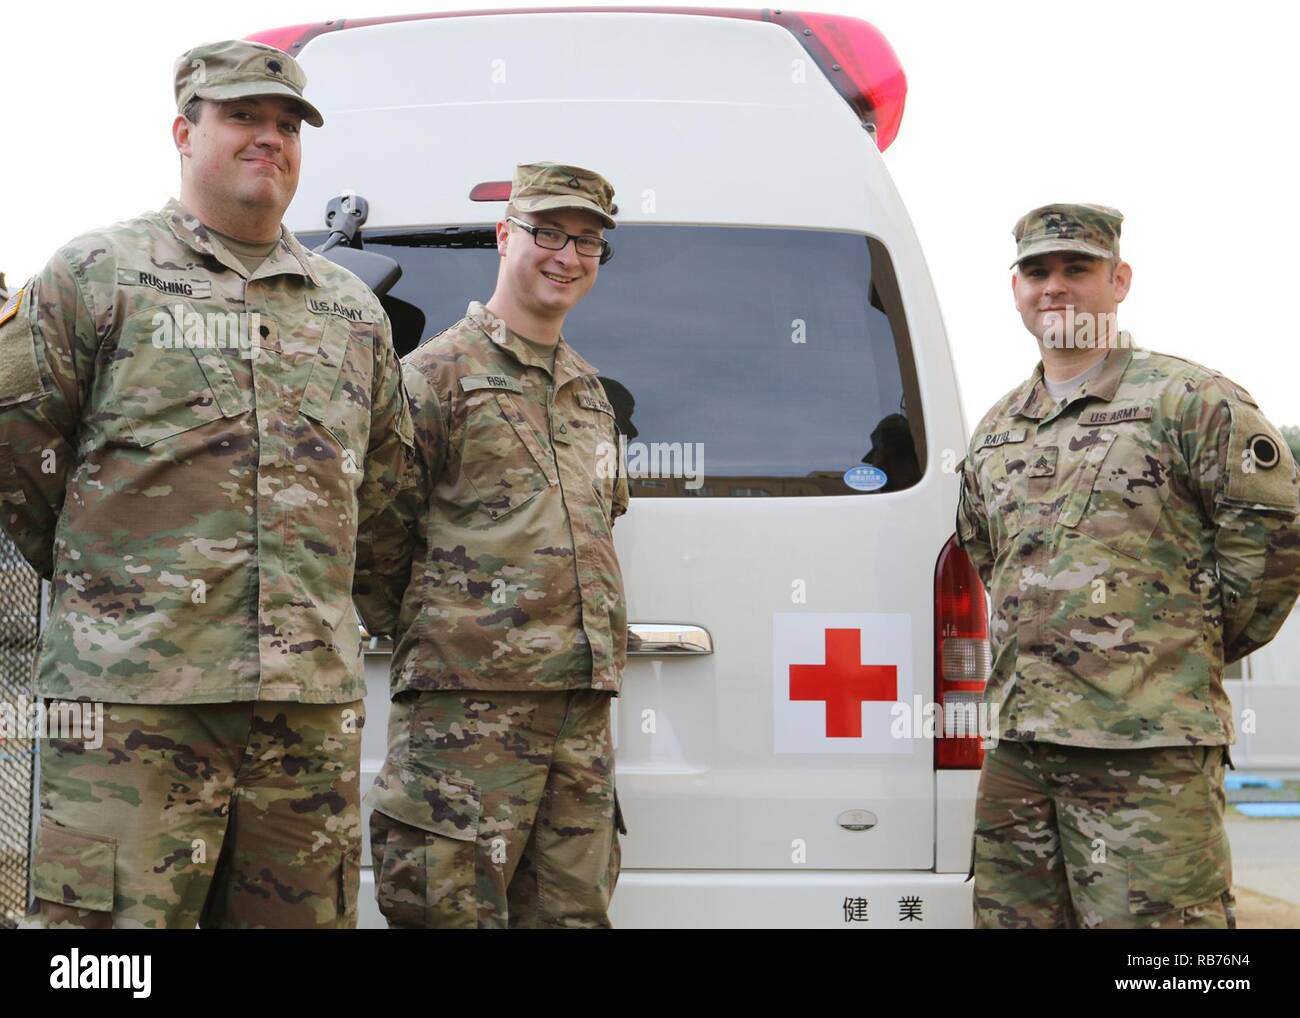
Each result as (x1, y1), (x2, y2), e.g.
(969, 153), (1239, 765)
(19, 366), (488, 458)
(1226, 774), (1284, 790)
(1236, 803), (1300, 818)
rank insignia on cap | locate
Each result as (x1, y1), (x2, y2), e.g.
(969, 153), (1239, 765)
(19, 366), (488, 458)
(0, 288), (23, 327)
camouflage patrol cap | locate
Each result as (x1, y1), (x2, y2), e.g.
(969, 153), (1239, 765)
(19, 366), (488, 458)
(1011, 203), (1123, 268)
(508, 162), (618, 229)
(174, 40), (324, 128)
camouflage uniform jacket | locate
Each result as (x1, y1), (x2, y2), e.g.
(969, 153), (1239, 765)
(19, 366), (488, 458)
(0, 199), (413, 705)
(355, 301), (629, 693)
(957, 342), (1300, 749)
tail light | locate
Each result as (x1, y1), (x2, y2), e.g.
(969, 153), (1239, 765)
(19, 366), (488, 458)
(934, 535), (990, 769)
(248, 8), (907, 150)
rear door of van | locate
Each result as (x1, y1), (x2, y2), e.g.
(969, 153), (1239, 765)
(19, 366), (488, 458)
(277, 8), (980, 928)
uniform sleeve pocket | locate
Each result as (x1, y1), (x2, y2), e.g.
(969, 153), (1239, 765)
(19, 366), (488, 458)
(364, 759), (480, 929)
(1127, 830), (1231, 916)
(30, 819), (116, 915)
(1221, 402), (1299, 512)
(0, 289), (46, 407)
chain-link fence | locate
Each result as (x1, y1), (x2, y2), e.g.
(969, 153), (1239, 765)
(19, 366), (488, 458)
(0, 534), (39, 928)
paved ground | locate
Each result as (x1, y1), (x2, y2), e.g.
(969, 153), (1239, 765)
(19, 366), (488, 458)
(1227, 808), (1300, 928)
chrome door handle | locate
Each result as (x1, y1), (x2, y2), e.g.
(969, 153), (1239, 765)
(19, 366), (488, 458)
(627, 623), (713, 656)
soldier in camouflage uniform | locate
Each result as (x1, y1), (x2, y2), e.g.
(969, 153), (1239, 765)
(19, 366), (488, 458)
(355, 163), (628, 928)
(0, 40), (412, 927)
(957, 204), (1300, 928)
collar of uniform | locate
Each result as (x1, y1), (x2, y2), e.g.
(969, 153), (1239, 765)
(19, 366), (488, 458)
(1009, 339), (1135, 420)
(249, 226), (325, 287)
(465, 300), (600, 385)
(159, 198), (323, 287)
(1073, 338), (1134, 404)
(1007, 363), (1052, 420)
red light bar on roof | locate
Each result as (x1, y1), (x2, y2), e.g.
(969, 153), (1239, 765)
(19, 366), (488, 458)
(469, 181), (513, 202)
(775, 10), (907, 150)
(247, 7), (908, 150)
(246, 21), (334, 54)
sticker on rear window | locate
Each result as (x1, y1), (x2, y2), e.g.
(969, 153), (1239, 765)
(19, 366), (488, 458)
(844, 465), (887, 491)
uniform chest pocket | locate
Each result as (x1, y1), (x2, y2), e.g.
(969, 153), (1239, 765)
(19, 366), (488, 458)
(1061, 429), (1171, 560)
(459, 391), (557, 520)
(108, 304), (247, 447)
(571, 391), (621, 517)
(299, 318), (374, 466)
(975, 446), (1028, 545)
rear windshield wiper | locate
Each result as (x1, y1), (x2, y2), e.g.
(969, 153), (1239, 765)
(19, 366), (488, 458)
(366, 227), (499, 250)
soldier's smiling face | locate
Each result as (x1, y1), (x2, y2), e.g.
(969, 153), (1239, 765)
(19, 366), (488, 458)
(1013, 251), (1131, 347)
(176, 96), (303, 218)
(499, 209), (603, 318)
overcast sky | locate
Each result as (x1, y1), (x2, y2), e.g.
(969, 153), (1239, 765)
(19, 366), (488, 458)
(4, 1), (1296, 431)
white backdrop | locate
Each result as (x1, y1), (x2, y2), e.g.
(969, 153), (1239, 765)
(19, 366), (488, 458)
(3, 0), (1296, 432)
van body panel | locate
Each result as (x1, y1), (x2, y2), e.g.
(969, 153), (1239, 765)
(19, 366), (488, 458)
(301, 10), (976, 927)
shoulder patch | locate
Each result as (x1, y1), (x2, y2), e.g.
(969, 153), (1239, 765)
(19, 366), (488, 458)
(0, 286), (45, 407)
(0, 288), (23, 327)
(1223, 402), (1299, 512)
(460, 374), (524, 395)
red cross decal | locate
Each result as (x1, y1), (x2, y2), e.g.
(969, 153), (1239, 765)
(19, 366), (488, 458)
(789, 628), (897, 737)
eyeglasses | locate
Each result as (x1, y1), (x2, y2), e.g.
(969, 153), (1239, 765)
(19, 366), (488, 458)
(506, 216), (613, 265)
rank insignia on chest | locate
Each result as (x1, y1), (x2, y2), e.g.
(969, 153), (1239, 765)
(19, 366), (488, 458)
(1027, 447), (1059, 477)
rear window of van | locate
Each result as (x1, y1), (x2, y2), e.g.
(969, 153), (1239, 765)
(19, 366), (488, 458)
(298, 225), (925, 496)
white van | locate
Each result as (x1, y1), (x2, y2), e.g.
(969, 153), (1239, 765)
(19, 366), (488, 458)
(260, 7), (989, 929)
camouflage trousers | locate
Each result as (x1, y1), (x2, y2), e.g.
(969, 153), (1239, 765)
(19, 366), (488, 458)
(972, 739), (1235, 929)
(23, 699), (364, 929)
(366, 689), (624, 928)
